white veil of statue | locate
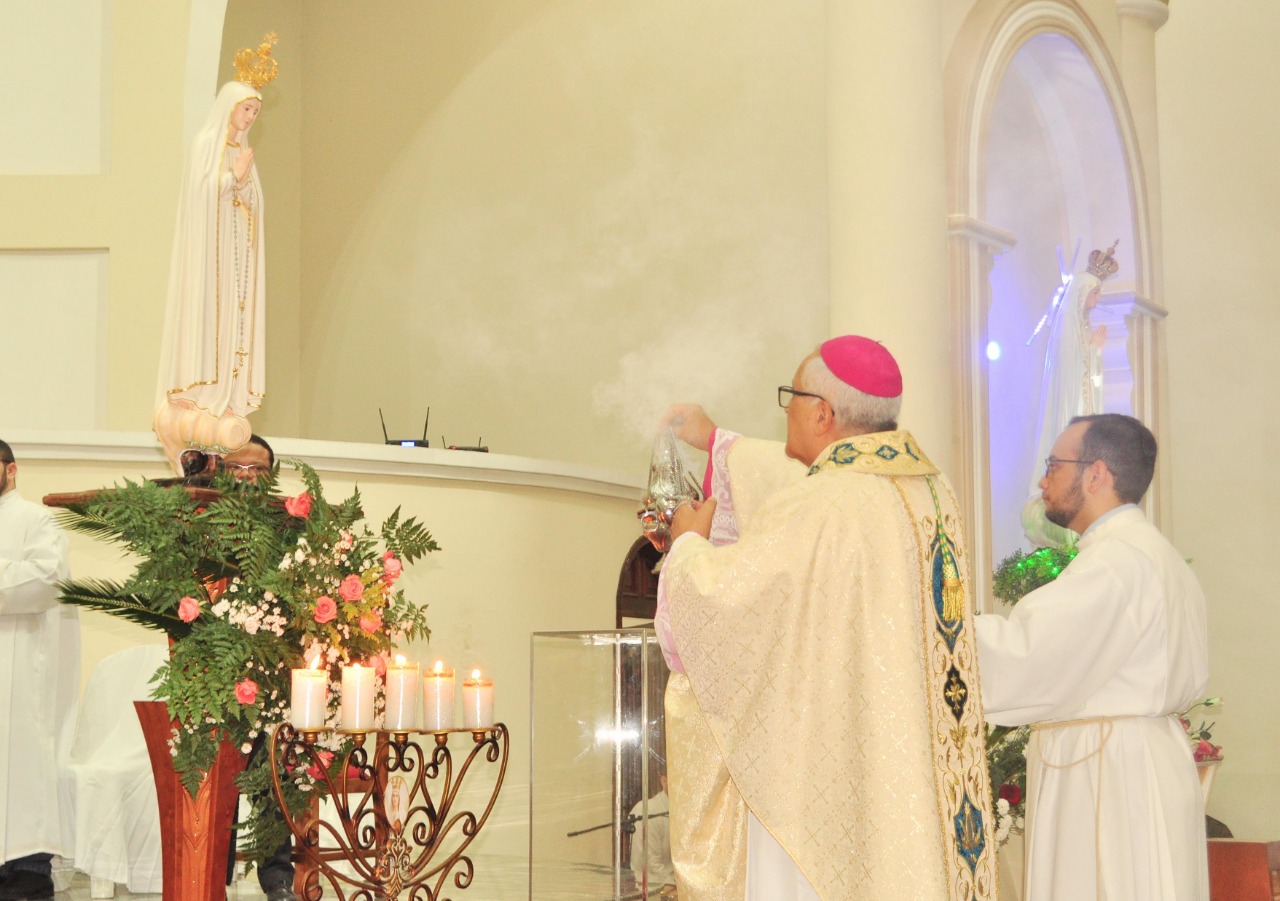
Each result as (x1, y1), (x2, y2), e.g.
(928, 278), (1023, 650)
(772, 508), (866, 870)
(1022, 242), (1119, 547)
(153, 35), (278, 471)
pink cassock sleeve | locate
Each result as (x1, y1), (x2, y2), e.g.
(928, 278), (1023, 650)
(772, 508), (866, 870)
(655, 429), (743, 673)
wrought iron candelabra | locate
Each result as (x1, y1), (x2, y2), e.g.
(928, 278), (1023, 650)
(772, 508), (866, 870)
(269, 723), (509, 901)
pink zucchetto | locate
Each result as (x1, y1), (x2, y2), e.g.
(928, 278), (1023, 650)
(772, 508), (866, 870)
(819, 335), (903, 398)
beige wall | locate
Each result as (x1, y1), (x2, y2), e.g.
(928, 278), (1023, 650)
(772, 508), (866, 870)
(0, 2), (189, 430)
(287, 0), (828, 473)
(1157, 0), (1280, 839)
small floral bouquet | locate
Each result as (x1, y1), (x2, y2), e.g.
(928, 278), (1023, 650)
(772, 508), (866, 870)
(1180, 697), (1223, 762)
(57, 461), (438, 860)
(986, 725), (1029, 842)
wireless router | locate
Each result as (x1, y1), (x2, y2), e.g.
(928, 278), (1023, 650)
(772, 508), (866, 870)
(379, 408), (430, 448)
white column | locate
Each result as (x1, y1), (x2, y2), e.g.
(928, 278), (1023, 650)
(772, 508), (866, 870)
(947, 216), (1016, 608)
(1115, 0), (1171, 526)
(1116, 0), (1169, 302)
(827, 0), (952, 468)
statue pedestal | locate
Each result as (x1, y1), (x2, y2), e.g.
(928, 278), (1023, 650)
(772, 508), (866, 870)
(135, 700), (247, 901)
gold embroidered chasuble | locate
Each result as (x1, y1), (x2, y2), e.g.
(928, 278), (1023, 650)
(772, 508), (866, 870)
(663, 431), (996, 900)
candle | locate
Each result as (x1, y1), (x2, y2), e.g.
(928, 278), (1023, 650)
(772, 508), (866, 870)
(340, 662), (376, 730)
(384, 655), (420, 731)
(462, 668), (494, 729)
(291, 655), (328, 730)
(422, 660), (456, 731)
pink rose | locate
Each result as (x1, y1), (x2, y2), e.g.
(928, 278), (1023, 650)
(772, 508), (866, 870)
(177, 595), (201, 623)
(235, 678), (259, 705)
(1194, 739), (1222, 762)
(313, 595), (337, 624)
(358, 611), (383, 634)
(306, 749), (335, 780)
(285, 492), (313, 518)
(370, 654), (387, 678)
(382, 555), (403, 583)
(338, 574), (365, 602)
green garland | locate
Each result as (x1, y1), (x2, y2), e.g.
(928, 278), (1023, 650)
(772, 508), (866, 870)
(992, 546), (1078, 607)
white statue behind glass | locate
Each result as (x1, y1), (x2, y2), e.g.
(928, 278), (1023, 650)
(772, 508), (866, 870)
(1022, 241), (1120, 547)
(153, 35), (278, 474)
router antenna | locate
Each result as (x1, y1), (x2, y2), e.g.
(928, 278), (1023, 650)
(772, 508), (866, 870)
(379, 408), (390, 443)
(422, 408), (430, 442)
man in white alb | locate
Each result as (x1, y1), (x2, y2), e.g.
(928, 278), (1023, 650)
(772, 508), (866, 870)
(977, 414), (1210, 900)
(0, 440), (77, 901)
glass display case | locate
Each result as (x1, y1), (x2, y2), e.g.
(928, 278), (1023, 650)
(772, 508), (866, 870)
(530, 629), (672, 900)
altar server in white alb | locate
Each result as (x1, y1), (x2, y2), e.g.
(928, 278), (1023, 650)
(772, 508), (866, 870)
(656, 337), (996, 901)
(977, 414), (1210, 901)
(0, 440), (78, 901)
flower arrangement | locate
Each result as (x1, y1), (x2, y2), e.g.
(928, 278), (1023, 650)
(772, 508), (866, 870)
(56, 461), (438, 860)
(985, 725), (1029, 842)
(1181, 696), (1224, 762)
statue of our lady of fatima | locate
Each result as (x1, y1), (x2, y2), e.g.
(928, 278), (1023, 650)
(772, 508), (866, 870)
(153, 35), (278, 474)
(1022, 241), (1120, 547)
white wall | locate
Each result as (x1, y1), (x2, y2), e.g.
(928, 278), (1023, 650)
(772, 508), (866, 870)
(1158, 0), (1280, 839)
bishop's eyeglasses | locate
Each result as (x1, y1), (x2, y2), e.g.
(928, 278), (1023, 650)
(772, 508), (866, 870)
(777, 386), (828, 409)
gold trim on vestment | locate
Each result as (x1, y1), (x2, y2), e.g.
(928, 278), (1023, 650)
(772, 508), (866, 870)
(808, 429), (939, 477)
(889, 473), (997, 901)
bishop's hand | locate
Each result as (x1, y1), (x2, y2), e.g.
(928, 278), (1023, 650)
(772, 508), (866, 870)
(660, 404), (716, 452)
(670, 498), (716, 542)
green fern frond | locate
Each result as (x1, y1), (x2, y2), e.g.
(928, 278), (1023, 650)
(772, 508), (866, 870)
(58, 578), (190, 637)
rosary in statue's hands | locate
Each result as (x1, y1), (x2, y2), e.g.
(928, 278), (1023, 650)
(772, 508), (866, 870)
(670, 498), (717, 542)
(232, 146), (255, 185)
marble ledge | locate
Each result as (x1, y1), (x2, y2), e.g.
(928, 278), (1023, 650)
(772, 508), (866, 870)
(8, 428), (644, 502)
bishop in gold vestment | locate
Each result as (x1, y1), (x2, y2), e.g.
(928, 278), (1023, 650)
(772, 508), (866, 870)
(655, 337), (996, 901)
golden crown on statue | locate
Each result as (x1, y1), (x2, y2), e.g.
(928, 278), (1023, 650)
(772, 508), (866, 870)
(234, 33), (280, 90)
(1086, 240), (1121, 281)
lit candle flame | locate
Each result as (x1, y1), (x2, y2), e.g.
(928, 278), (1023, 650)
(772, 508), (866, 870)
(433, 660), (445, 674)
(308, 654), (321, 669)
(471, 668), (482, 680)
(395, 653), (407, 666)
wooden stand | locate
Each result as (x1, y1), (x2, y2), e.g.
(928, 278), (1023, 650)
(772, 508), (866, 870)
(135, 700), (248, 901)
(1209, 839), (1280, 901)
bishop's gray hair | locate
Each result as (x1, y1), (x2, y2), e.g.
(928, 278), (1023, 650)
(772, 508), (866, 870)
(801, 353), (901, 433)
